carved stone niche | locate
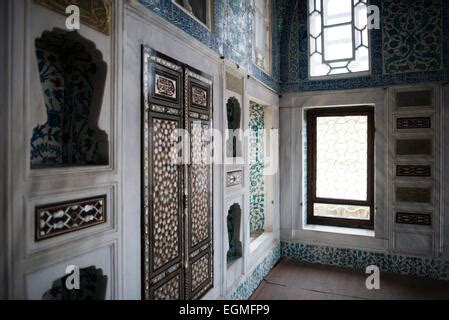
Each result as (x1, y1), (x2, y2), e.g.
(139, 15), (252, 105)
(31, 29), (109, 169)
(226, 203), (242, 266)
(226, 96), (242, 158)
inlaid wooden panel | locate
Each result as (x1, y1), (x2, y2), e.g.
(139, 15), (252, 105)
(395, 187), (432, 204)
(151, 117), (181, 270)
(189, 120), (211, 248)
(396, 165), (431, 177)
(396, 212), (432, 226)
(397, 117), (431, 130)
(191, 252), (210, 291)
(396, 139), (433, 156)
(142, 47), (213, 300)
(185, 68), (213, 300)
(227, 170), (243, 187)
(142, 47), (184, 300)
(35, 195), (106, 241)
(152, 272), (183, 300)
(147, 54), (182, 110)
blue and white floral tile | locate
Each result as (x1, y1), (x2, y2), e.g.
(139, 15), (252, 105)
(281, 242), (449, 281)
(137, 0), (280, 92)
(249, 104), (265, 233)
(228, 243), (281, 300)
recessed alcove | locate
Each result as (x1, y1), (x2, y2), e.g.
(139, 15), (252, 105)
(30, 29), (109, 169)
(249, 102), (275, 243)
(226, 203), (243, 266)
(226, 96), (242, 158)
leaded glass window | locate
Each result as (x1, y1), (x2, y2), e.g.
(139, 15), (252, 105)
(309, 0), (370, 77)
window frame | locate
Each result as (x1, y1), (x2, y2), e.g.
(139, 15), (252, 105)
(306, 106), (375, 230)
(252, 0), (273, 75)
(308, 0), (371, 79)
(171, 0), (214, 31)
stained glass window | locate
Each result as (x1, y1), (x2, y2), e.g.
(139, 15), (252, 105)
(309, 0), (370, 77)
(306, 107), (375, 229)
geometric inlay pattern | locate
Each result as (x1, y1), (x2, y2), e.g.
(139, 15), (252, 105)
(152, 118), (180, 269)
(192, 86), (208, 108)
(153, 275), (181, 300)
(191, 254), (209, 291)
(396, 165), (431, 177)
(396, 212), (432, 226)
(397, 117), (431, 130)
(155, 74), (177, 99)
(36, 195), (106, 241)
(226, 170), (243, 187)
(190, 121), (210, 247)
(143, 47), (213, 301)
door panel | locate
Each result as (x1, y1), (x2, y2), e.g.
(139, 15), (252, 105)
(142, 47), (184, 300)
(185, 68), (213, 300)
(142, 48), (213, 300)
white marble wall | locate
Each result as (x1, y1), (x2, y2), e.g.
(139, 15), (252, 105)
(280, 88), (389, 252)
(123, 2), (281, 298)
(3, 0), (281, 300)
(280, 85), (449, 259)
(5, 0), (123, 299)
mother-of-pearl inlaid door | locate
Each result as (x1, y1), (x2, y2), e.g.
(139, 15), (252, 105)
(142, 46), (213, 300)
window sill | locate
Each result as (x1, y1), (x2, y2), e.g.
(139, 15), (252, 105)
(249, 231), (273, 253)
(303, 224), (375, 237)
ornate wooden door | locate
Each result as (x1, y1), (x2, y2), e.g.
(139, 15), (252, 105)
(142, 47), (213, 300)
(184, 68), (214, 299)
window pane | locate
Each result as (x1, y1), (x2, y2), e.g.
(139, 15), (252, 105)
(310, 53), (330, 76)
(255, 12), (265, 49)
(309, 0), (321, 13)
(354, 2), (368, 30)
(323, 0), (352, 26)
(314, 203), (370, 220)
(175, 0), (208, 25)
(348, 46), (369, 72)
(323, 25), (354, 61)
(309, 11), (321, 38)
(315, 115), (368, 201)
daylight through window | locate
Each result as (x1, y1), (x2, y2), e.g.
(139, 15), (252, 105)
(309, 0), (370, 77)
(306, 106), (375, 229)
